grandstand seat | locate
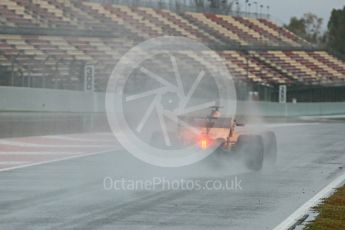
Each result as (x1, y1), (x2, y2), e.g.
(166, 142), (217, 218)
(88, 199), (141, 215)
(0, 0), (344, 91)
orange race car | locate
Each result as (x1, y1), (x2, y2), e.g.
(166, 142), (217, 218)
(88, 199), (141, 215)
(176, 106), (278, 171)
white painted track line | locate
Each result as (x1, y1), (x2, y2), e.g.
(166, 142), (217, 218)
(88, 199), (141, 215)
(0, 139), (115, 148)
(45, 135), (116, 143)
(0, 148), (117, 173)
(0, 133), (120, 171)
(0, 152), (82, 156)
(273, 171), (345, 230)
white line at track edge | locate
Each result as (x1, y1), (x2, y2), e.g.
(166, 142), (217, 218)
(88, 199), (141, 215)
(0, 148), (117, 173)
(273, 170), (345, 230)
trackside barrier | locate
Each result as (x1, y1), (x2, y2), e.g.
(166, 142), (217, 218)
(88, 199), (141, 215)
(0, 86), (104, 113)
(1, 86), (345, 116)
(236, 101), (345, 117)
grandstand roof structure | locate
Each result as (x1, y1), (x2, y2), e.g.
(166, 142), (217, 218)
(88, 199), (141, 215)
(0, 0), (344, 93)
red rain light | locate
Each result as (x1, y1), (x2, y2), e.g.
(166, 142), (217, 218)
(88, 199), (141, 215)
(198, 135), (212, 150)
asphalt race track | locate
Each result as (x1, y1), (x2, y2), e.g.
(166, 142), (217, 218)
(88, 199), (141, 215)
(1, 122), (345, 230)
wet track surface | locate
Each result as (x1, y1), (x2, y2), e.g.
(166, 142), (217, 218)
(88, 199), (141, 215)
(1, 123), (345, 230)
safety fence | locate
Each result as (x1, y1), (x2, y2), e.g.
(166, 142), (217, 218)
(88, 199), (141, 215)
(1, 86), (345, 116)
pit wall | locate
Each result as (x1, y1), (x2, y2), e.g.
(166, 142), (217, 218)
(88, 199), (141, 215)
(1, 86), (345, 116)
(236, 101), (345, 117)
(0, 86), (104, 113)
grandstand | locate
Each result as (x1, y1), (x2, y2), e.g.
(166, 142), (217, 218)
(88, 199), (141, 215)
(0, 0), (344, 102)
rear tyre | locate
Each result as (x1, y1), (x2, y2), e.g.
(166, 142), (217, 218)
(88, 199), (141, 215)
(261, 131), (277, 166)
(235, 135), (264, 171)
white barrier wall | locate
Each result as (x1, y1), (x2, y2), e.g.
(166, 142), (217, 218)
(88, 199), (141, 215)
(0, 86), (105, 112)
(1, 86), (345, 116)
(236, 101), (345, 117)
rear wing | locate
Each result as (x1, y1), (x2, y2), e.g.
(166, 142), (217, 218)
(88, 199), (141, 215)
(178, 116), (236, 128)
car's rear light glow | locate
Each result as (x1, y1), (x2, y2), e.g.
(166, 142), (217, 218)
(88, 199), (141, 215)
(201, 139), (208, 149)
(198, 135), (212, 150)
